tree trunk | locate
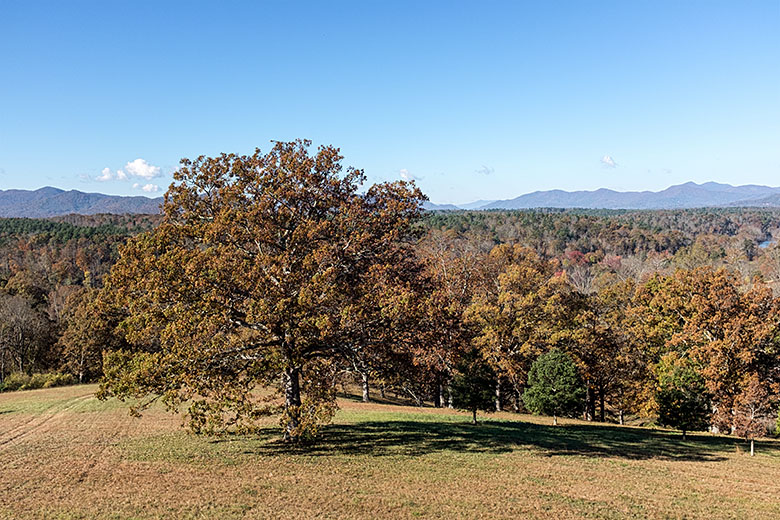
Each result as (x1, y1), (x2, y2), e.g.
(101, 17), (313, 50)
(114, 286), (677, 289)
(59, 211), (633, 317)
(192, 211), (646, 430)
(361, 371), (370, 403)
(513, 386), (520, 412)
(584, 385), (595, 421)
(583, 386), (589, 420)
(619, 409), (624, 425)
(78, 362), (84, 384)
(553, 414), (558, 426)
(283, 366), (302, 442)
(750, 439), (755, 457)
(380, 383), (386, 399)
(447, 382), (454, 409)
(438, 384), (445, 409)
(682, 430), (686, 441)
(472, 408), (477, 424)
(599, 388), (605, 422)
(495, 380), (502, 412)
(17, 331), (23, 373)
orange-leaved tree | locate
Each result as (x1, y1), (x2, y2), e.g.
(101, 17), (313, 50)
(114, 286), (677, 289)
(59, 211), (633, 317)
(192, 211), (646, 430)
(97, 140), (425, 442)
(633, 267), (780, 435)
(465, 244), (564, 411)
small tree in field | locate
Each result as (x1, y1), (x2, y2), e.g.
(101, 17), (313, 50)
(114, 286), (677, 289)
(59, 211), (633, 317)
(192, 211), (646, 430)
(733, 376), (778, 456)
(451, 349), (496, 424)
(523, 349), (584, 425)
(655, 353), (710, 440)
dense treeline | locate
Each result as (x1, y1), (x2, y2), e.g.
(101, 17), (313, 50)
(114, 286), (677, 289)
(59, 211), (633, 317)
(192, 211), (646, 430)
(1, 164), (779, 449)
(426, 207), (779, 258)
(0, 216), (153, 383)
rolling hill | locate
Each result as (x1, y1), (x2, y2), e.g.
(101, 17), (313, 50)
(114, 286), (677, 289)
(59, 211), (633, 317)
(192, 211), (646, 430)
(434, 182), (780, 211)
(5, 182), (780, 217)
(0, 187), (163, 217)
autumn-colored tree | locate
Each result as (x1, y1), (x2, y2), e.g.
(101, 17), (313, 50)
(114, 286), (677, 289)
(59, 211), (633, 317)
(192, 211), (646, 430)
(416, 229), (491, 408)
(97, 140), (425, 442)
(58, 287), (126, 383)
(732, 375), (778, 456)
(633, 268), (780, 434)
(335, 255), (428, 403)
(564, 279), (649, 422)
(0, 292), (52, 378)
(465, 244), (563, 411)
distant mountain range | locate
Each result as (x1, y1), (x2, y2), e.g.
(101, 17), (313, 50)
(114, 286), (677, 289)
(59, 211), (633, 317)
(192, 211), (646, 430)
(0, 187), (162, 218)
(425, 182), (780, 211)
(2, 183), (780, 218)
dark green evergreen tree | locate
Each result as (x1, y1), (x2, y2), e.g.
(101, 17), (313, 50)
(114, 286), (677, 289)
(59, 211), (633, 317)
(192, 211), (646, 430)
(655, 353), (710, 439)
(523, 349), (585, 425)
(451, 348), (497, 424)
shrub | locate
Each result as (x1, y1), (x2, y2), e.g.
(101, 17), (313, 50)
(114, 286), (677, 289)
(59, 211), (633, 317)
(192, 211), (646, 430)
(775, 407), (780, 437)
(27, 373), (50, 389)
(1, 372), (31, 392)
(0, 372), (77, 392)
(43, 372), (76, 388)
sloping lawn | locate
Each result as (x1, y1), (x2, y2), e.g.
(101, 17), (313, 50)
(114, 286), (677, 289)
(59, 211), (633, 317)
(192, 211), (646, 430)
(1, 385), (778, 519)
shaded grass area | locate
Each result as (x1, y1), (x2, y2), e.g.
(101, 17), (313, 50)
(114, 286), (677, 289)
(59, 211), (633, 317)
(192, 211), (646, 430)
(124, 406), (780, 466)
(254, 419), (763, 462)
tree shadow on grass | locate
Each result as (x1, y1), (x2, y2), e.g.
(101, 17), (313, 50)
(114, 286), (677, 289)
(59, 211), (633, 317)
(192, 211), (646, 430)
(238, 419), (780, 462)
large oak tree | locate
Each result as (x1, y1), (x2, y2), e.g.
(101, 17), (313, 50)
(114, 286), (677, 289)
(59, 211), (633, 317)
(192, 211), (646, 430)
(98, 140), (425, 441)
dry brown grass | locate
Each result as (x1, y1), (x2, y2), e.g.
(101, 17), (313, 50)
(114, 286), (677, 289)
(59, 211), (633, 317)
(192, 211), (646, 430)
(1, 385), (779, 519)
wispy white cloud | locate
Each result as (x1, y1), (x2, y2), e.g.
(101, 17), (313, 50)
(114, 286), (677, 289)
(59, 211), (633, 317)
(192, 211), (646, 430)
(476, 165), (494, 176)
(601, 155), (617, 168)
(97, 167), (114, 181)
(133, 183), (160, 193)
(97, 167), (127, 181)
(399, 168), (425, 182)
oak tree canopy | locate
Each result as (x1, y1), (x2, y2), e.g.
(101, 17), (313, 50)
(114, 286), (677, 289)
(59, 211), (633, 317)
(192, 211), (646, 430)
(97, 140), (426, 441)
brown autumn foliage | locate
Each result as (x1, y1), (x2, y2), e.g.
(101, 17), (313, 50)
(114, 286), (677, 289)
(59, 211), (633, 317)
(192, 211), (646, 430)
(634, 267), (780, 434)
(95, 140), (426, 441)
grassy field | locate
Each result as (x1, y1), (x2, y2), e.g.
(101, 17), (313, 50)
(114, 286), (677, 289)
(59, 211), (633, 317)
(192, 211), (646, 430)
(1, 385), (779, 519)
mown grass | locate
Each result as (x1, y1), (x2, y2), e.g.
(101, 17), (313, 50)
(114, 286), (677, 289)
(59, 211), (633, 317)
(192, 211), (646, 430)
(123, 408), (768, 464)
(1, 385), (779, 519)
(0, 384), (133, 414)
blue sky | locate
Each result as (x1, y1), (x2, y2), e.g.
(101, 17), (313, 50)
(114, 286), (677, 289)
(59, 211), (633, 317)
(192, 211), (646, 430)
(1, 1), (778, 204)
